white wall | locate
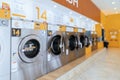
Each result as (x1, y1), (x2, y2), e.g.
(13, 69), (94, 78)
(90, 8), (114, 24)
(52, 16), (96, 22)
(0, 0), (98, 31)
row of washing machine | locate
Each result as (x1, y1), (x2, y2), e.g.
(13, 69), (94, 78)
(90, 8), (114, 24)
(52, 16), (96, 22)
(47, 24), (92, 72)
(0, 18), (91, 80)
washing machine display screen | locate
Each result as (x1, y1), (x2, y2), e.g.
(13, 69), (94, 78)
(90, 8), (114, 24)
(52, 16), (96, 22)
(69, 35), (77, 51)
(80, 35), (85, 48)
(22, 39), (40, 58)
(51, 35), (61, 55)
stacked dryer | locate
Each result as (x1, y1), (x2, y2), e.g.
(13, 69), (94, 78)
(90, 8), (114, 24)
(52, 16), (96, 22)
(47, 24), (66, 73)
(0, 18), (10, 80)
(65, 27), (78, 63)
(11, 19), (47, 80)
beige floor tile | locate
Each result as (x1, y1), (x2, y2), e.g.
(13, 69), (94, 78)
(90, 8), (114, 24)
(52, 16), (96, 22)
(37, 48), (113, 80)
(57, 48), (120, 80)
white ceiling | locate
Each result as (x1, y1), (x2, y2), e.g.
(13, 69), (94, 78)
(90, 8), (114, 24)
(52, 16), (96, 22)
(91, 0), (120, 15)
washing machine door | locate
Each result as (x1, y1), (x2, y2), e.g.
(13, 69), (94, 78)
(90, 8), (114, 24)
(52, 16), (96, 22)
(18, 35), (40, 63)
(69, 35), (78, 51)
(50, 35), (62, 55)
(85, 36), (90, 47)
(80, 35), (85, 48)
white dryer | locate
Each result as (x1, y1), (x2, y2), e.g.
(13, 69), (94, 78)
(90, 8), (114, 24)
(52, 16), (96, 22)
(11, 19), (47, 80)
(0, 18), (10, 80)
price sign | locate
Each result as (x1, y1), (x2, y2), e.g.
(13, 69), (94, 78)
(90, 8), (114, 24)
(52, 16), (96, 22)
(36, 7), (47, 21)
(12, 28), (21, 37)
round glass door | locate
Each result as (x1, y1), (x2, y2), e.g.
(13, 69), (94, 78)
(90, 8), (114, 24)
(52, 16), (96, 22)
(18, 35), (41, 63)
(69, 35), (77, 51)
(51, 35), (61, 55)
(22, 39), (40, 58)
(85, 36), (90, 47)
(80, 35), (85, 48)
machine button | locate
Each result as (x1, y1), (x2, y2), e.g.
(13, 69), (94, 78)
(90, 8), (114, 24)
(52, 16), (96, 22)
(2, 20), (6, 25)
(0, 19), (8, 26)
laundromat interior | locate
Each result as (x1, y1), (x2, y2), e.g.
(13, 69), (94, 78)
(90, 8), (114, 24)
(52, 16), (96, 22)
(1, 0), (120, 80)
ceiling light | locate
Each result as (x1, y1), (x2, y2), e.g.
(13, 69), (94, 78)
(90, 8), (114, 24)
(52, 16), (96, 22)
(54, 5), (57, 8)
(114, 7), (117, 10)
(80, 16), (82, 18)
(112, 1), (116, 4)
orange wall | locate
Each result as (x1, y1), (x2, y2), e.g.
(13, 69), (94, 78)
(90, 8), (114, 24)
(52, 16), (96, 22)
(101, 12), (106, 25)
(95, 24), (102, 37)
(95, 24), (104, 49)
(101, 13), (120, 48)
(53, 0), (101, 22)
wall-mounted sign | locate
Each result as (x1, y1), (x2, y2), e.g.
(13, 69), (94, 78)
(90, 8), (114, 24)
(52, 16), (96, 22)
(66, 0), (78, 8)
(53, 0), (101, 22)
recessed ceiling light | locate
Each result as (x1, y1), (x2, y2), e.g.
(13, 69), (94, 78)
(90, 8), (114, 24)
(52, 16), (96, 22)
(54, 5), (57, 8)
(114, 7), (117, 10)
(112, 1), (116, 4)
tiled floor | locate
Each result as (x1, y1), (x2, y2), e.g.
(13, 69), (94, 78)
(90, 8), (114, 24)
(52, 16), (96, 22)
(37, 48), (120, 80)
(37, 48), (103, 80)
(57, 48), (120, 80)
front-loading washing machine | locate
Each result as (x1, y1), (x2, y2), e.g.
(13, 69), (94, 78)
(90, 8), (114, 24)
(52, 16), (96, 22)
(0, 18), (10, 80)
(65, 27), (78, 63)
(77, 32), (85, 58)
(47, 24), (66, 73)
(91, 33), (98, 51)
(11, 19), (47, 80)
(85, 31), (91, 48)
(77, 31), (91, 58)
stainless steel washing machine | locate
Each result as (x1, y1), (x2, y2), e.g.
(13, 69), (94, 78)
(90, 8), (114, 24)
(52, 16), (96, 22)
(65, 27), (78, 63)
(47, 25), (66, 73)
(77, 32), (85, 58)
(11, 19), (47, 80)
(0, 18), (10, 80)
(91, 33), (98, 51)
(85, 31), (91, 48)
(77, 31), (91, 58)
